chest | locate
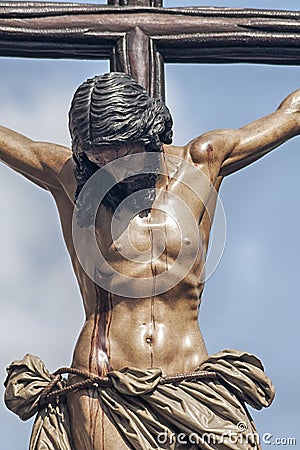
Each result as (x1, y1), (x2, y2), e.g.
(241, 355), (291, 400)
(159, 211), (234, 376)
(94, 155), (214, 268)
(100, 209), (188, 262)
(98, 190), (206, 273)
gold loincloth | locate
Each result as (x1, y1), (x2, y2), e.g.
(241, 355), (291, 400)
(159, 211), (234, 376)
(4, 350), (275, 450)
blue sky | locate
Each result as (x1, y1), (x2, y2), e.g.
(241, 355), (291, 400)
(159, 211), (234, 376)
(0, 0), (299, 449)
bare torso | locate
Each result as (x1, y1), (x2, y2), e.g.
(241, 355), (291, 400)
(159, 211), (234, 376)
(53, 143), (220, 449)
(2, 88), (299, 449)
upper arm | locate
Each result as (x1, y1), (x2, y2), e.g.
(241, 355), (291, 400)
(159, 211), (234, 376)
(0, 125), (75, 196)
(191, 92), (300, 178)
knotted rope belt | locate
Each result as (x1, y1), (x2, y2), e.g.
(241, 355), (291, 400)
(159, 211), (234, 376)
(39, 367), (217, 407)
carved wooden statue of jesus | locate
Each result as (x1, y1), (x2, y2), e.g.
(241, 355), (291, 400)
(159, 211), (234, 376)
(1, 2), (300, 450)
(2, 70), (300, 450)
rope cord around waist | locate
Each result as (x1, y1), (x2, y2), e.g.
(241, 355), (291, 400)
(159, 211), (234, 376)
(39, 367), (217, 407)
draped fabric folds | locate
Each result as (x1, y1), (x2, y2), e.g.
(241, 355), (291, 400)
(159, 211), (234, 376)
(4, 354), (73, 450)
(4, 350), (275, 450)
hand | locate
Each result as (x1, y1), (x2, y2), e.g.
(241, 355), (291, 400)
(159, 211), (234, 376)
(278, 89), (300, 115)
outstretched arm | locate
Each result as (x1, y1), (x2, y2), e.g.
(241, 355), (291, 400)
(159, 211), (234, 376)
(220, 89), (300, 176)
(190, 89), (300, 177)
(0, 125), (75, 194)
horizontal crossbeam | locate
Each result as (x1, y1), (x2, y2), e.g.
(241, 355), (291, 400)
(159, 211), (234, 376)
(1, 3), (300, 64)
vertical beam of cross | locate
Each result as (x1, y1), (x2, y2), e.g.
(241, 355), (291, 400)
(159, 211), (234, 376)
(108, 0), (165, 100)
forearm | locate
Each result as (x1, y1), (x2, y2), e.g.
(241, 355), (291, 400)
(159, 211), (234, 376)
(220, 90), (300, 176)
(247, 90), (300, 142)
(238, 110), (299, 154)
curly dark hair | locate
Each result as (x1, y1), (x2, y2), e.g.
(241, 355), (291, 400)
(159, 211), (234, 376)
(68, 72), (173, 202)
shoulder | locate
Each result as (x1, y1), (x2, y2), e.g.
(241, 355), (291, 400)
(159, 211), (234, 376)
(32, 141), (72, 171)
(35, 141), (77, 201)
(186, 129), (237, 165)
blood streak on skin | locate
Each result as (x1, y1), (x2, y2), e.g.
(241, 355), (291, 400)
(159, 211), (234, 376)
(88, 285), (113, 449)
(164, 217), (168, 271)
(162, 152), (171, 272)
(206, 144), (215, 185)
(106, 292), (113, 358)
(96, 289), (112, 449)
(149, 226), (157, 329)
(148, 216), (157, 368)
(206, 144), (214, 167)
(97, 287), (113, 376)
(88, 293), (101, 448)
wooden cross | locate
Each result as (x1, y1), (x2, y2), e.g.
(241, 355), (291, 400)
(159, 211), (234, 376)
(1, 0), (300, 101)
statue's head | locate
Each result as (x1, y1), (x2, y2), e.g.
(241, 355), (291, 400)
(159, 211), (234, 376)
(69, 72), (173, 196)
(68, 72), (173, 226)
